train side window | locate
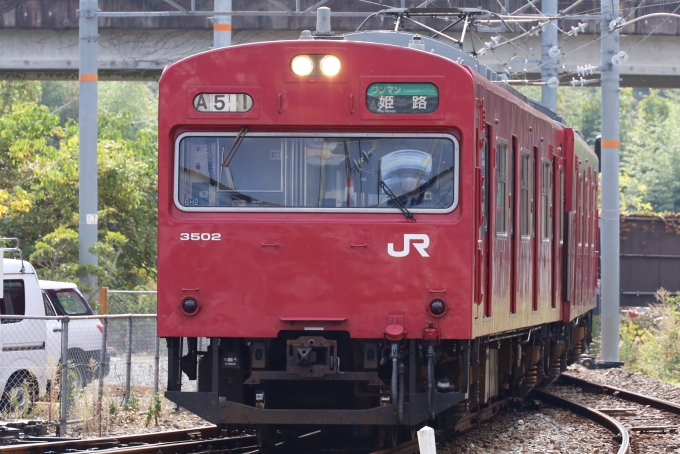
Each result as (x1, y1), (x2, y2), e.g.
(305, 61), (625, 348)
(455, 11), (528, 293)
(520, 149), (531, 238)
(495, 140), (508, 235)
(541, 161), (551, 241)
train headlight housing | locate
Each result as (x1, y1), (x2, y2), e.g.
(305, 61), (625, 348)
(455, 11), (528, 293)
(291, 55), (314, 76)
(181, 297), (199, 315)
(320, 55), (341, 76)
(428, 299), (447, 317)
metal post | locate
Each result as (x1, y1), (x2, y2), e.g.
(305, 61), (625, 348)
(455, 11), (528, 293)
(78, 0), (99, 271)
(540, 0), (558, 111)
(98, 317), (108, 436)
(99, 287), (108, 315)
(124, 316), (132, 404)
(153, 335), (160, 397)
(60, 317), (70, 436)
(600, 0), (621, 362)
(213, 0), (232, 48)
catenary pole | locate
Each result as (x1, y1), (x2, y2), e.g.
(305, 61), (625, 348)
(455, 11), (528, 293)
(600, 0), (621, 362)
(214, 0), (232, 48)
(78, 0), (99, 271)
(540, 0), (558, 111)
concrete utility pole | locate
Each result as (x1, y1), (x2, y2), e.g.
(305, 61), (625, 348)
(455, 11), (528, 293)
(214, 0), (232, 48)
(600, 0), (621, 362)
(540, 0), (558, 111)
(78, 0), (99, 270)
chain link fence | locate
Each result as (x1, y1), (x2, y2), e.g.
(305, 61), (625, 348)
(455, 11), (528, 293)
(103, 289), (157, 315)
(0, 313), (175, 436)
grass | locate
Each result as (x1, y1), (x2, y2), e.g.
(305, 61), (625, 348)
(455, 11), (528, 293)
(0, 358), (166, 437)
(592, 289), (680, 385)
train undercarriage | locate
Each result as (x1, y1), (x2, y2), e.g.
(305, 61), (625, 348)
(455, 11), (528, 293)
(165, 314), (592, 446)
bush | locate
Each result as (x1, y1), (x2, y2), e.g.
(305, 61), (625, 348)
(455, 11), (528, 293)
(618, 289), (680, 384)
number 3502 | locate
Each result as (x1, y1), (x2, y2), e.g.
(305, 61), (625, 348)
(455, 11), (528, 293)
(180, 233), (221, 241)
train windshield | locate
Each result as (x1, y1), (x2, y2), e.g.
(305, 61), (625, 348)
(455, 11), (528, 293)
(176, 134), (457, 211)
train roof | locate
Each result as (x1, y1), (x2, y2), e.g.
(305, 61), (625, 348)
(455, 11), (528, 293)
(341, 31), (564, 125)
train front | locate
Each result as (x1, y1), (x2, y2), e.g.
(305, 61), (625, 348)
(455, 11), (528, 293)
(157, 36), (475, 437)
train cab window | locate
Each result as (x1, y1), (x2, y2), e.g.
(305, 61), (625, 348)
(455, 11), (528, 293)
(1, 280), (25, 323)
(541, 161), (551, 241)
(520, 150), (532, 238)
(495, 140), (507, 235)
(176, 134), (458, 212)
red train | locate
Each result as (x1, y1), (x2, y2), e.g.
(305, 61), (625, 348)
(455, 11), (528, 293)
(157, 26), (597, 446)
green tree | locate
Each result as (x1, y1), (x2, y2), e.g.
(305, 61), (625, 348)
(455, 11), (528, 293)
(0, 81), (42, 113)
(99, 82), (158, 126)
(620, 90), (680, 212)
(29, 227), (79, 282)
(0, 81), (158, 293)
(0, 101), (59, 220)
(40, 81), (79, 126)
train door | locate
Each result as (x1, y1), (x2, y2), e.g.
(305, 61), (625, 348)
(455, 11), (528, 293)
(584, 176), (589, 304)
(552, 150), (563, 310)
(539, 155), (552, 312)
(510, 137), (518, 314)
(478, 125), (492, 318)
(520, 147), (532, 313)
(494, 138), (509, 318)
(531, 146), (539, 312)
(574, 172), (582, 306)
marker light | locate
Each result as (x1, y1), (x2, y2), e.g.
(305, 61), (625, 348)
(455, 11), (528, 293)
(320, 55), (341, 76)
(429, 299), (446, 316)
(291, 55), (314, 76)
(182, 298), (199, 314)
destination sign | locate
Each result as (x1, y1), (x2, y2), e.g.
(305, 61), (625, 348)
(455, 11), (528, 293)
(193, 93), (253, 113)
(366, 83), (439, 114)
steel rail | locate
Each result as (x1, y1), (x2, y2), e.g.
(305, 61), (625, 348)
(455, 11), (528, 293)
(368, 438), (419, 454)
(0, 426), (258, 454)
(534, 388), (630, 454)
(560, 374), (680, 416)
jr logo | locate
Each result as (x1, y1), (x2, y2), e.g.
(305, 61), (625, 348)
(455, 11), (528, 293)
(387, 234), (431, 258)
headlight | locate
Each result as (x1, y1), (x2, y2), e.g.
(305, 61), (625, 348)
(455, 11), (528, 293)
(291, 55), (314, 76)
(320, 55), (341, 76)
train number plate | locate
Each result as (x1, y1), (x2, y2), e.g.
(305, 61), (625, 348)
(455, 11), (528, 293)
(193, 93), (253, 113)
(180, 233), (222, 241)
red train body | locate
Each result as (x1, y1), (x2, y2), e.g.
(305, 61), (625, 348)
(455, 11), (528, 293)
(157, 31), (597, 441)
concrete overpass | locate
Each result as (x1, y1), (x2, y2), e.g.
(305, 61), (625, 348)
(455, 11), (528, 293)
(1, 0), (679, 86)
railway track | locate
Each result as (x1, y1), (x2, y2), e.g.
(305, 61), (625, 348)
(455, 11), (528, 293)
(0, 425), (420, 454)
(534, 387), (630, 454)
(12, 374), (675, 454)
(538, 374), (680, 453)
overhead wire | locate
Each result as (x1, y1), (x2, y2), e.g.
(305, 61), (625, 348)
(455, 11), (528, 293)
(625, 6), (680, 50)
(350, 0), (680, 87)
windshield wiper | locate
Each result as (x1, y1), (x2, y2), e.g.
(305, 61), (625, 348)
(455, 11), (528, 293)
(379, 180), (414, 220)
(220, 127), (248, 168)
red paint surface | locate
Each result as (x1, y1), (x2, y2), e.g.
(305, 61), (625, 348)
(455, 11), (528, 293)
(157, 40), (598, 341)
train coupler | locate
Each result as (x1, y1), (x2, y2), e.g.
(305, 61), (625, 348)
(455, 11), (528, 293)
(286, 336), (338, 377)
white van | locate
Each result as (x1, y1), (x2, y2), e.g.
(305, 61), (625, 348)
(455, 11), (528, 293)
(40, 280), (109, 385)
(1, 258), (106, 411)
